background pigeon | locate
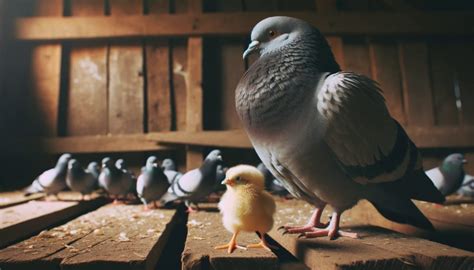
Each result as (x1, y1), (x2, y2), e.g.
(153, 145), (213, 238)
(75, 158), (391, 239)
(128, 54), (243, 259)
(236, 16), (444, 239)
(161, 158), (183, 185)
(161, 149), (223, 212)
(162, 158), (177, 171)
(66, 159), (98, 200)
(426, 153), (467, 196)
(457, 174), (474, 197)
(99, 157), (134, 202)
(87, 161), (101, 180)
(257, 162), (290, 196)
(24, 153), (72, 198)
(136, 156), (170, 210)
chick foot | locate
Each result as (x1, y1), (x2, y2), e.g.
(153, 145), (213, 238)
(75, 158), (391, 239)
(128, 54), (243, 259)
(298, 212), (358, 240)
(278, 206), (327, 234)
(214, 232), (247, 253)
(247, 234), (278, 251)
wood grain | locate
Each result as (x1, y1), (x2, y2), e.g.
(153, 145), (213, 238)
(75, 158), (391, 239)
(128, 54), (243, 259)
(14, 12), (474, 41)
(67, 0), (107, 136)
(453, 41), (474, 126)
(0, 191), (44, 209)
(108, 0), (144, 134)
(343, 39), (372, 77)
(399, 41), (434, 126)
(369, 41), (406, 125)
(29, 0), (62, 136)
(0, 204), (181, 269)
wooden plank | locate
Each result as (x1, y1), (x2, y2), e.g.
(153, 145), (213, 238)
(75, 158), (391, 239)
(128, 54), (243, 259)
(108, 0), (144, 134)
(315, 0), (337, 12)
(429, 42), (460, 125)
(67, 0), (107, 136)
(0, 191), (44, 209)
(0, 204), (182, 269)
(326, 37), (345, 70)
(146, 0), (172, 132)
(343, 38), (372, 78)
(182, 208), (279, 270)
(14, 12), (474, 41)
(399, 41), (435, 126)
(369, 41), (406, 125)
(453, 41), (474, 126)
(0, 194), (106, 249)
(171, 39), (188, 131)
(267, 199), (474, 270)
(29, 0), (62, 136)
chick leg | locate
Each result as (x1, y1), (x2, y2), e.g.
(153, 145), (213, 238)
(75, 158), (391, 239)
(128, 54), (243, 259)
(279, 205), (327, 234)
(301, 212), (358, 240)
(214, 231), (247, 254)
(247, 233), (278, 251)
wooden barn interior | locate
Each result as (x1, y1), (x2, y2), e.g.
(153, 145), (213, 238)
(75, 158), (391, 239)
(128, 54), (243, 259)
(0, 0), (473, 269)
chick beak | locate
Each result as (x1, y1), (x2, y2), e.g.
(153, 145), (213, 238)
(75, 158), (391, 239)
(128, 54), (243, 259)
(243, 40), (260, 59)
(222, 178), (234, 186)
(462, 159), (467, 164)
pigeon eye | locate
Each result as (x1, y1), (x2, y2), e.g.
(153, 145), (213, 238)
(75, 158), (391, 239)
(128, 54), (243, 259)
(268, 30), (276, 37)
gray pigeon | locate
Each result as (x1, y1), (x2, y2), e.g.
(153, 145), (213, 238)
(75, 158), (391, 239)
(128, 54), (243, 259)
(24, 153), (72, 197)
(136, 156), (170, 210)
(426, 153), (467, 196)
(161, 158), (183, 185)
(257, 163), (290, 196)
(87, 162), (101, 180)
(99, 157), (134, 201)
(236, 16), (444, 239)
(66, 159), (98, 200)
(160, 149), (223, 211)
(457, 174), (474, 197)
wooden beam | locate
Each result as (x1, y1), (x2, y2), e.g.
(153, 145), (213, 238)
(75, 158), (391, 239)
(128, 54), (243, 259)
(0, 194), (106, 248)
(0, 191), (44, 209)
(14, 12), (474, 41)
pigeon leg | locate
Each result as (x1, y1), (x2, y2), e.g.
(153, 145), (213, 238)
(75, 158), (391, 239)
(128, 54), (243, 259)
(301, 212), (358, 240)
(214, 231), (247, 254)
(279, 206), (327, 234)
(246, 233), (278, 251)
(185, 201), (199, 213)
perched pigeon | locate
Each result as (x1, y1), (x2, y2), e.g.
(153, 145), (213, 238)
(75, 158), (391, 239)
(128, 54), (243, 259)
(99, 157), (134, 201)
(161, 158), (183, 185)
(87, 162), (101, 180)
(257, 162), (289, 196)
(66, 159), (98, 199)
(426, 153), (467, 196)
(161, 149), (224, 211)
(24, 153), (72, 197)
(136, 156), (170, 210)
(457, 174), (474, 197)
(236, 16), (444, 239)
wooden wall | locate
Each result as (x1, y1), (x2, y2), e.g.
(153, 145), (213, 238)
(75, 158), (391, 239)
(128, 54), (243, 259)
(0, 0), (473, 188)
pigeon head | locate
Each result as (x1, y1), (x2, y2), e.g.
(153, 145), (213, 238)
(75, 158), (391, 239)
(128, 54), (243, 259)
(146, 156), (159, 169)
(161, 158), (176, 171)
(205, 149), (223, 164)
(87, 161), (99, 171)
(57, 153), (72, 165)
(441, 153), (467, 174)
(68, 159), (81, 170)
(115, 159), (126, 170)
(101, 157), (114, 169)
(243, 16), (313, 59)
(222, 165), (265, 191)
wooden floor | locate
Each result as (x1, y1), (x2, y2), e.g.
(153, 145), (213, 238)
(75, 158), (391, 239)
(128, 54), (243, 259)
(0, 192), (473, 270)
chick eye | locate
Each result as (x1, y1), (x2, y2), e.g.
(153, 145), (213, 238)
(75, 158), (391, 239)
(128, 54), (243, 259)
(236, 176), (241, 182)
(268, 30), (276, 37)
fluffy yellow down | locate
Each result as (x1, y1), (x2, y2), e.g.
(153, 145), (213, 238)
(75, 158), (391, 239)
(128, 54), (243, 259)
(218, 164), (276, 234)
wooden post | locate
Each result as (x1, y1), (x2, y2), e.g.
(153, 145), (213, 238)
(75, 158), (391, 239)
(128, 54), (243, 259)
(185, 0), (203, 170)
(315, 0), (345, 69)
(30, 0), (63, 136)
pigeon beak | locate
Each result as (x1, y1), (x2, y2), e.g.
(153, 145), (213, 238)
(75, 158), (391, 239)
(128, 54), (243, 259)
(221, 178), (234, 186)
(243, 40), (260, 59)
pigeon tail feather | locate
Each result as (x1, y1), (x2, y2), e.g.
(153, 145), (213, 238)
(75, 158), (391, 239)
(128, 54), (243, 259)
(370, 199), (434, 231)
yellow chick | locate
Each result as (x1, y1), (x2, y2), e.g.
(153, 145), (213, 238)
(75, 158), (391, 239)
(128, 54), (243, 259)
(214, 164), (276, 254)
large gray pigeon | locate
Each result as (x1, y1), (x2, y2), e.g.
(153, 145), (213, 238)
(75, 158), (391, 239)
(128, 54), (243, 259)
(66, 159), (98, 200)
(160, 149), (223, 212)
(99, 157), (134, 201)
(136, 156), (170, 210)
(24, 153), (72, 197)
(236, 16), (444, 239)
(426, 153), (466, 196)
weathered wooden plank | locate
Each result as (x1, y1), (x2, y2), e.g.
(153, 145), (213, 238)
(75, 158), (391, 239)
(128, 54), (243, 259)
(182, 208), (279, 270)
(29, 0), (62, 136)
(14, 12), (474, 41)
(369, 41), (406, 125)
(0, 204), (181, 270)
(399, 41), (435, 126)
(453, 41), (474, 126)
(66, 0), (107, 136)
(327, 37), (345, 70)
(0, 191), (44, 209)
(268, 199), (474, 270)
(146, 0), (172, 132)
(108, 0), (144, 134)
(429, 42), (460, 125)
(0, 194), (106, 249)
(344, 39), (372, 78)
